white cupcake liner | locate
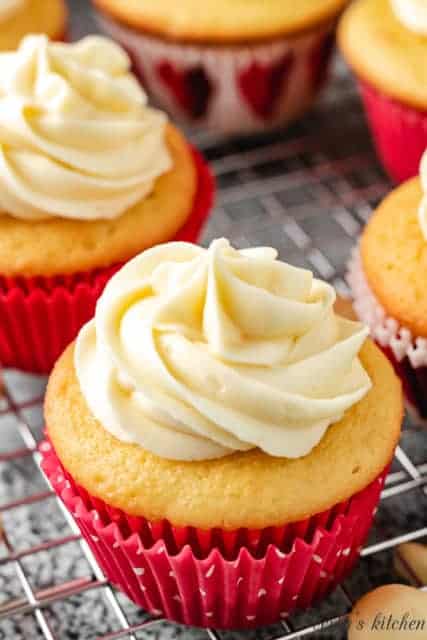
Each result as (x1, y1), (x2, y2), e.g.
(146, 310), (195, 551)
(94, 9), (336, 134)
(347, 248), (427, 368)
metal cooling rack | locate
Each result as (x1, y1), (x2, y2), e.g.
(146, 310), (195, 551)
(0, 2), (426, 639)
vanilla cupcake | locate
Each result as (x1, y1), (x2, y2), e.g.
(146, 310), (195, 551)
(348, 150), (427, 422)
(0, 0), (67, 50)
(92, 0), (348, 134)
(42, 239), (402, 629)
(0, 35), (214, 373)
(339, 0), (427, 182)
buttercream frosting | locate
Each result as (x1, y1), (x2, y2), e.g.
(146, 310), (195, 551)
(418, 149), (427, 239)
(391, 0), (427, 35)
(0, 34), (171, 221)
(76, 239), (372, 461)
(0, 0), (25, 22)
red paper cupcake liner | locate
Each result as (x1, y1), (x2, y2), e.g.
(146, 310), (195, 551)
(40, 440), (388, 629)
(95, 7), (336, 135)
(0, 148), (214, 374)
(359, 81), (427, 184)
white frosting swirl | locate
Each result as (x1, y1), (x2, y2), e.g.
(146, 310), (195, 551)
(418, 150), (427, 239)
(0, 35), (171, 221)
(391, 0), (427, 35)
(0, 0), (25, 21)
(76, 239), (371, 462)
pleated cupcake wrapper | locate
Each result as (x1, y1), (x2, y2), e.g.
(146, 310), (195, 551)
(0, 147), (214, 374)
(41, 440), (387, 630)
(0, 265), (119, 374)
(359, 81), (427, 184)
(347, 248), (427, 420)
(95, 9), (336, 135)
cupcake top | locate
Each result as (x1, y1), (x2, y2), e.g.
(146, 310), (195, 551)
(46, 277), (402, 529)
(360, 161), (427, 337)
(76, 238), (371, 462)
(93, 0), (348, 44)
(0, 34), (171, 221)
(0, 123), (197, 277)
(338, 0), (427, 109)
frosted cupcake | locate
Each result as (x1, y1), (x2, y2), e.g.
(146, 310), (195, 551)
(42, 239), (402, 629)
(0, 35), (213, 373)
(348, 150), (427, 422)
(92, 0), (348, 134)
(0, 0), (67, 51)
(339, 0), (427, 183)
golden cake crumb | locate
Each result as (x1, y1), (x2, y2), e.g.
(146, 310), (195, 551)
(46, 334), (402, 530)
(360, 178), (427, 338)
(94, 0), (348, 44)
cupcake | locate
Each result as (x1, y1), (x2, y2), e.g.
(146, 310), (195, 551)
(0, 35), (214, 374)
(41, 239), (402, 629)
(0, 0), (67, 50)
(347, 151), (427, 422)
(338, 0), (427, 183)
(91, 0), (348, 134)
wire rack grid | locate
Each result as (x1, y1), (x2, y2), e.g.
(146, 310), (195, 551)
(1, 5), (427, 640)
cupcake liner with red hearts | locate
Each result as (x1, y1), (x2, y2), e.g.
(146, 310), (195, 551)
(347, 248), (427, 422)
(40, 439), (389, 630)
(94, 10), (336, 135)
(359, 81), (427, 184)
(0, 148), (214, 374)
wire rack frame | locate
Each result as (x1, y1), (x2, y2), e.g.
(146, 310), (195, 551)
(0, 65), (427, 640)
